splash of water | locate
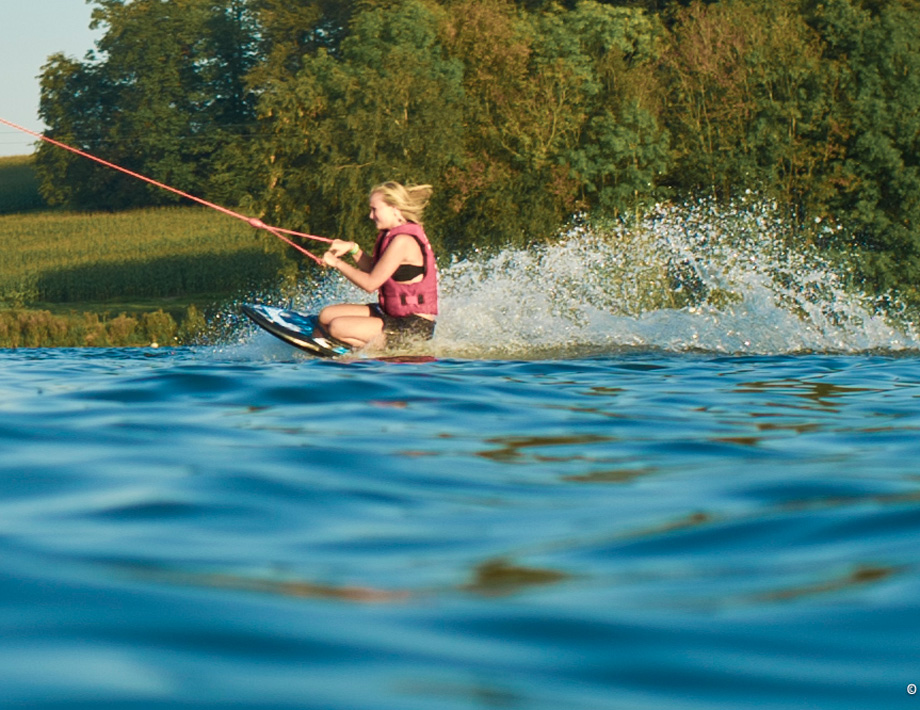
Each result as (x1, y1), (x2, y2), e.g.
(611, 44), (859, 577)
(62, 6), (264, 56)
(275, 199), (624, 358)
(224, 197), (920, 358)
(436, 196), (919, 357)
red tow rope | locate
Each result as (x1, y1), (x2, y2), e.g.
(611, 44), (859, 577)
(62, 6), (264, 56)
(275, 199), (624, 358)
(0, 116), (330, 265)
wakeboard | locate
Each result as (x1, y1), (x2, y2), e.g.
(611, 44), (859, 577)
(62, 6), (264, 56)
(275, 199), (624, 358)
(242, 303), (352, 358)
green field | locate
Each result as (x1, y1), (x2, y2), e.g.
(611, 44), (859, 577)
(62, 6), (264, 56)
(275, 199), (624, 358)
(0, 207), (289, 303)
(0, 155), (297, 346)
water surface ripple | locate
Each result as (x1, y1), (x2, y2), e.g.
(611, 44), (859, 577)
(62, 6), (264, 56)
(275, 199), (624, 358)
(1, 347), (918, 709)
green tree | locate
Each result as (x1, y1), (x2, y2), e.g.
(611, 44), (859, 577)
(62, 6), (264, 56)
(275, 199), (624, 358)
(253, 0), (465, 253)
(36, 0), (261, 209)
(559, 1), (669, 214)
(252, 0), (668, 253)
(441, 0), (668, 247)
(34, 53), (116, 207)
(661, 0), (830, 209)
(249, 0), (355, 75)
(801, 0), (920, 301)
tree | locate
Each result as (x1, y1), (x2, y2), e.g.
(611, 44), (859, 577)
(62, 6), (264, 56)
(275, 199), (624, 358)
(248, 0), (356, 79)
(253, 0), (466, 253)
(801, 0), (920, 301)
(440, 0), (668, 247)
(661, 0), (830, 210)
(558, 1), (669, 214)
(36, 0), (261, 209)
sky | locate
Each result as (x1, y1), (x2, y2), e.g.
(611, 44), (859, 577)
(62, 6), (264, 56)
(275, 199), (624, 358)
(0, 1), (101, 157)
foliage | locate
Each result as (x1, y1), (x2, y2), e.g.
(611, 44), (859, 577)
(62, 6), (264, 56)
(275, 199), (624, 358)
(28, 0), (920, 308)
(0, 156), (47, 214)
(798, 0), (920, 301)
(434, 0), (668, 249)
(250, 0), (669, 251)
(662, 0), (829, 204)
(0, 308), (187, 348)
(35, 0), (262, 209)
(253, 0), (466, 254)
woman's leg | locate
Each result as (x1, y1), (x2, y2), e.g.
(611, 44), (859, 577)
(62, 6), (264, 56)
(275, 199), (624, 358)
(318, 303), (372, 326)
(318, 303), (384, 348)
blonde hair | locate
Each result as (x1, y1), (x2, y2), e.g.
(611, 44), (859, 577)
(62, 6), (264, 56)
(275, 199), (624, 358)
(371, 181), (433, 225)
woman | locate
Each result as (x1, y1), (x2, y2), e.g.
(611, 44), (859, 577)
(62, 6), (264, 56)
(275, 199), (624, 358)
(318, 181), (438, 349)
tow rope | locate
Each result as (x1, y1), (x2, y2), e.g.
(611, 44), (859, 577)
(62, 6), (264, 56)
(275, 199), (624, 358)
(0, 116), (330, 265)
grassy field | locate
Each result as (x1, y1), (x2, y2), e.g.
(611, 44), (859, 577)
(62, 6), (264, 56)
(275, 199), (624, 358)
(1, 207), (288, 303)
(0, 155), (297, 346)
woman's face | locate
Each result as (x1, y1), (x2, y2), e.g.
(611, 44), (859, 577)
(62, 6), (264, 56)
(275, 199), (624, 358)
(368, 192), (404, 231)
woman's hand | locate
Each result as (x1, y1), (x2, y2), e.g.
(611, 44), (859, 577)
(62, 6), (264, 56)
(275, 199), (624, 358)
(328, 239), (355, 257)
(323, 239), (355, 267)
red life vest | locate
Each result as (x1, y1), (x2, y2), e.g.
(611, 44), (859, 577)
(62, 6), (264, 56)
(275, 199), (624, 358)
(373, 222), (439, 318)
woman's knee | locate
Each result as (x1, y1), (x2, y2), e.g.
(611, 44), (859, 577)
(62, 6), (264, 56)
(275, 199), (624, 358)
(319, 304), (351, 326)
(326, 318), (346, 340)
(328, 316), (383, 346)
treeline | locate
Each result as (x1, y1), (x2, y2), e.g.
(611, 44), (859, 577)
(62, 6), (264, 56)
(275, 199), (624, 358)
(37, 0), (920, 307)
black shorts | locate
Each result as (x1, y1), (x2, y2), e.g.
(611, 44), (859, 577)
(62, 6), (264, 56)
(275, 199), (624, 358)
(369, 304), (436, 347)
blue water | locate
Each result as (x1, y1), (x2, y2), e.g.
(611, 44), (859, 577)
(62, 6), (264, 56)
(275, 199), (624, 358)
(2, 344), (920, 709)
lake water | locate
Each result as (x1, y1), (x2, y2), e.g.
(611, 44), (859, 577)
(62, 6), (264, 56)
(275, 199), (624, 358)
(3, 202), (920, 708)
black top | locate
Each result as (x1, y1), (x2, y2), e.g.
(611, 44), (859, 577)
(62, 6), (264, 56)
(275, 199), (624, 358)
(391, 263), (425, 282)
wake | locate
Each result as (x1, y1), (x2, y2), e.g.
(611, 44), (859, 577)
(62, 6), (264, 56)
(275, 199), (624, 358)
(434, 197), (920, 357)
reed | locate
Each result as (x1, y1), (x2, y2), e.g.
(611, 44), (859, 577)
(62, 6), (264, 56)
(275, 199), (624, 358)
(0, 308), (161, 348)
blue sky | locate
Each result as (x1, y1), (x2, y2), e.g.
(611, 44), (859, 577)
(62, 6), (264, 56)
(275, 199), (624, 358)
(0, 1), (100, 156)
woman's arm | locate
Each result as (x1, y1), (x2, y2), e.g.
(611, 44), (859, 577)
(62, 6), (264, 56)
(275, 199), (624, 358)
(324, 235), (422, 293)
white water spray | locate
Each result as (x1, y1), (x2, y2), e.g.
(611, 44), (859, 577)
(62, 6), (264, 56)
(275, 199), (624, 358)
(435, 197), (920, 357)
(227, 196), (920, 358)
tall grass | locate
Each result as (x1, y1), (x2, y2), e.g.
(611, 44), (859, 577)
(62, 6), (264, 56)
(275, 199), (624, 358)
(0, 166), (306, 346)
(0, 206), (291, 306)
(0, 155), (45, 214)
(0, 307), (207, 348)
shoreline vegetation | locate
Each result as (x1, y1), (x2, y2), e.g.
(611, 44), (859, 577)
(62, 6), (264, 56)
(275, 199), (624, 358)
(0, 307), (205, 349)
(34, 0), (920, 314)
(7, 0), (920, 347)
(0, 156), (294, 347)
